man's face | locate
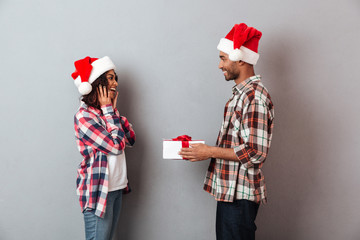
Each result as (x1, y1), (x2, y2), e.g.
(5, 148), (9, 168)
(106, 70), (118, 100)
(218, 51), (240, 81)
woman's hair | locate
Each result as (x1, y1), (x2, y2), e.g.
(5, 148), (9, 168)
(81, 72), (109, 109)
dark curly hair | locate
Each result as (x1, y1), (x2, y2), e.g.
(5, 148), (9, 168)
(81, 72), (109, 110)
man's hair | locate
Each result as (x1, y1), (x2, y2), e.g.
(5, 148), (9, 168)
(81, 72), (109, 109)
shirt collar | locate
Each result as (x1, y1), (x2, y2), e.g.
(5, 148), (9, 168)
(80, 101), (102, 115)
(232, 75), (261, 95)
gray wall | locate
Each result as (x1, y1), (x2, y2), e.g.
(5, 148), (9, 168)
(1, 0), (359, 239)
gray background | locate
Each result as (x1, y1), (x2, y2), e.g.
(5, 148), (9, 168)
(1, 0), (359, 239)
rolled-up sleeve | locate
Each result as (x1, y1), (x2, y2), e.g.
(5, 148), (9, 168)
(233, 99), (270, 168)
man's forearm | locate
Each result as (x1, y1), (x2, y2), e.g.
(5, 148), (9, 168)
(209, 146), (239, 161)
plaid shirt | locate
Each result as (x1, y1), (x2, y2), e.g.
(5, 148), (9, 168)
(204, 75), (274, 203)
(74, 102), (135, 218)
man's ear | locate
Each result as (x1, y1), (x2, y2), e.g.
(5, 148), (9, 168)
(238, 60), (246, 66)
(234, 60), (245, 68)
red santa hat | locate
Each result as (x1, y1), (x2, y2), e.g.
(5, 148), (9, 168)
(71, 56), (116, 95)
(217, 23), (262, 65)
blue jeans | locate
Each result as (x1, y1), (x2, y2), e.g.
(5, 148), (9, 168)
(216, 200), (259, 240)
(83, 189), (123, 240)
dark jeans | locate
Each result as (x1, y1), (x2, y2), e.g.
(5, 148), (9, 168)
(216, 200), (260, 240)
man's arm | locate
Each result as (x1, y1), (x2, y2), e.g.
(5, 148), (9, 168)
(179, 144), (238, 162)
(179, 99), (271, 165)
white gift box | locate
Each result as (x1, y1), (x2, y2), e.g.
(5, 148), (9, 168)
(163, 139), (205, 159)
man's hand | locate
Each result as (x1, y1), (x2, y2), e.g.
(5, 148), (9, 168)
(179, 143), (212, 162)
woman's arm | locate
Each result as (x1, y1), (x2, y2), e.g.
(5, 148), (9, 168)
(120, 115), (136, 146)
(75, 104), (126, 155)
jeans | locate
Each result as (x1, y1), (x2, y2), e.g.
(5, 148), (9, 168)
(216, 200), (259, 240)
(83, 189), (123, 240)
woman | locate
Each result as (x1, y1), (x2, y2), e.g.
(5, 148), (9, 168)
(71, 56), (135, 240)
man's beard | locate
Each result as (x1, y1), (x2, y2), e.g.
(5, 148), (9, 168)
(224, 70), (239, 81)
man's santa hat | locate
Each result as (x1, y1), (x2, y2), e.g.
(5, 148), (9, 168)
(71, 56), (116, 95)
(217, 23), (262, 65)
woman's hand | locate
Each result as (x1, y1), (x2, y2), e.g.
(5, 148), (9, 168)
(97, 85), (112, 106)
(112, 91), (118, 109)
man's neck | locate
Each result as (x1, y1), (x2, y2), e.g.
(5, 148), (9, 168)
(234, 67), (255, 85)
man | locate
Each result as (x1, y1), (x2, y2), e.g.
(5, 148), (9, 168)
(180, 23), (274, 240)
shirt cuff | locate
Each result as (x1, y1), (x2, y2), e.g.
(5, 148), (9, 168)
(233, 144), (252, 166)
(101, 104), (114, 115)
(114, 108), (120, 117)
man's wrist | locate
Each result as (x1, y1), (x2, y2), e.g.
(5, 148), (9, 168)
(209, 146), (216, 159)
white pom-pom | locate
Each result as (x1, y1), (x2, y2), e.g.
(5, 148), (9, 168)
(229, 49), (243, 61)
(78, 82), (92, 95)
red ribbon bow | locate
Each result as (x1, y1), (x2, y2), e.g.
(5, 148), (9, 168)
(172, 135), (192, 148)
(172, 135), (192, 160)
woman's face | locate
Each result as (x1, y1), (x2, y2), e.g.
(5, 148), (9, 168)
(106, 70), (118, 100)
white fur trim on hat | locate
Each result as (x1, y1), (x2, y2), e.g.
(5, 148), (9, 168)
(217, 38), (260, 65)
(74, 56), (116, 94)
(88, 56), (116, 84)
(229, 49), (243, 61)
(217, 38), (234, 56)
(78, 82), (92, 95)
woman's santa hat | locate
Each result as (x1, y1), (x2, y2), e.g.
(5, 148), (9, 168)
(217, 23), (262, 65)
(71, 56), (116, 95)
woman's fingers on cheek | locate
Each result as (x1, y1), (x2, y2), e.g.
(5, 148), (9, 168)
(98, 85), (103, 96)
(103, 86), (108, 98)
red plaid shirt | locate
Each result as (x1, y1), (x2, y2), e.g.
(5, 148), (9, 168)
(204, 75), (274, 203)
(74, 102), (135, 218)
